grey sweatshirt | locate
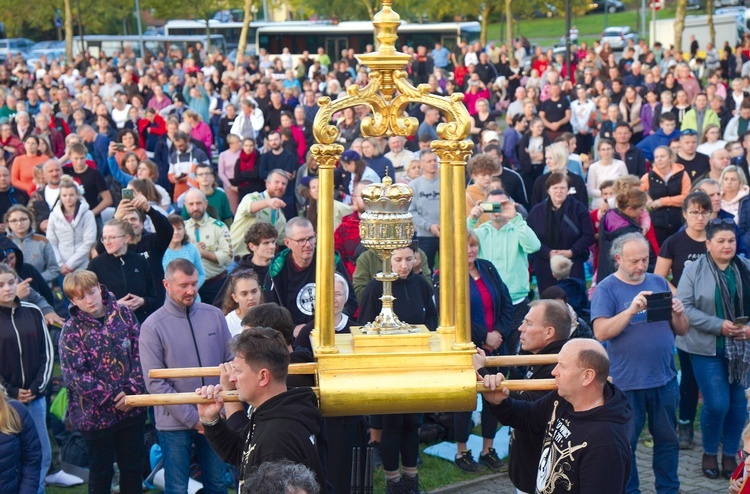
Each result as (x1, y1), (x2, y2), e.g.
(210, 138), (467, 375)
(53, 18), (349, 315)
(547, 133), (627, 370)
(408, 175), (441, 237)
(139, 294), (233, 431)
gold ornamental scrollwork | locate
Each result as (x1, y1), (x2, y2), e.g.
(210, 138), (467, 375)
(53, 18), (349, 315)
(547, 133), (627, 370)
(430, 139), (475, 162)
(310, 143), (345, 168)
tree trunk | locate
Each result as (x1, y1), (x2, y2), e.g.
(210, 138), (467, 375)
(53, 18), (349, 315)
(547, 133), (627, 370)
(480, 3), (490, 46)
(505, 0), (513, 47)
(205, 20), (212, 51)
(360, 0), (374, 18)
(707, 0), (715, 47)
(64, 0), (73, 64)
(674, 0), (687, 52)
(237, 0), (254, 65)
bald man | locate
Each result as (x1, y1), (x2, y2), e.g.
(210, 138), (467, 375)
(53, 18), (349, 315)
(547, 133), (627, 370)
(477, 338), (632, 494)
(184, 188), (233, 303)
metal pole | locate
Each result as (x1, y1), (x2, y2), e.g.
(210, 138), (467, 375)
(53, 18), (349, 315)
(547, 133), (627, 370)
(134, 0), (145, 60)
(641, 0), (647, 41)
(565, 0), (571, 80)
(263, 0), (269, 21)
(604, 2), (608, 29)
(75, 0), (84, 55)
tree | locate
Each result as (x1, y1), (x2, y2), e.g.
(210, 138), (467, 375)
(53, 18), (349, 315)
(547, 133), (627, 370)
(237, 0), (255, 65)
(65, 0), (73, 64)
(674, 0), (687, 52)
(505, 0), (513, 46)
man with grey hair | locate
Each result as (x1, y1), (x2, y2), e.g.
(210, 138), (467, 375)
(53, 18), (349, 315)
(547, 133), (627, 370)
(591, 233), (688, 494)
(263, 217), (357, 330)
(384, 136), (414, 180)
(184, 188), (232, 303)
(140, 258), (233, 494)
(28, 159), (62, 233)
(230, 169), (289, 257)
(76, 123), (110, 171)
(244, 461), (320, 494)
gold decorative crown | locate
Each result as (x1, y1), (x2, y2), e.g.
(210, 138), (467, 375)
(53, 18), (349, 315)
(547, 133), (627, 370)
(361, 175), (413, 212)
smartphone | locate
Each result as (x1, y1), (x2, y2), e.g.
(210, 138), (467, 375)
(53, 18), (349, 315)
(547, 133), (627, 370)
(122, 189), (134, 201)
(735, 316), (750, 326)
(116, 143), (125, 151)
(481, 202), (502, 213)
(645, 292), (672, 323)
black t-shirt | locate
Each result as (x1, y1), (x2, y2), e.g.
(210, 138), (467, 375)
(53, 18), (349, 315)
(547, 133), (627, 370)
(495, 167), (528, 208)
(62, 165), (107, 213)
(658, 230), (706, 286)
(539, 97), (572, 132)
(675, 153), (709, 182)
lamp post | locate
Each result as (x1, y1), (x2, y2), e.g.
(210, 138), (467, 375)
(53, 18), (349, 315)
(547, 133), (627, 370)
(565, 0), (571, 81)
(134, 0), (145, 60)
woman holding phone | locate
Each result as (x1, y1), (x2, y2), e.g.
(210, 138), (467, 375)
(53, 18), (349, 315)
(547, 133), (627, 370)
(677, 219), (750, 480)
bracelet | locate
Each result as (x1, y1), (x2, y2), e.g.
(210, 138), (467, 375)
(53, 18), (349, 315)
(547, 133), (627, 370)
(200, 416), (220, 427)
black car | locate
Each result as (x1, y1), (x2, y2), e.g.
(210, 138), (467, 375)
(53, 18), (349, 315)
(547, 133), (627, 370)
(587, 0), (626, 13)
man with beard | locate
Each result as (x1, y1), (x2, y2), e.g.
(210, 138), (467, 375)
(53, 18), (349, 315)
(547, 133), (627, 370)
(591, 233), (688, 494)
(230, 169), (289, 257)
(184, 188), (233, 304)
(140, 258), (233, 494)
(259, 131), (297, 220)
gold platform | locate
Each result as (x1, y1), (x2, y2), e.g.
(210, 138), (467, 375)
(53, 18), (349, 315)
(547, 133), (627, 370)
(310, 329), (477, 416)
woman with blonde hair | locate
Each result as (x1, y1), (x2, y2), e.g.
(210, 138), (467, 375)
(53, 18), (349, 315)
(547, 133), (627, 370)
(530, 141), (588, 207)
(696, 123), (726, 157)
(361, 136), (393, 180)
(0, 383), (41, 494)
(587, 139), (628, 209)
(720, 166), (749, 223)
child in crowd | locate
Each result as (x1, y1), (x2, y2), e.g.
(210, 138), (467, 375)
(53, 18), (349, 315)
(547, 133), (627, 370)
(222, 269), (263, 336)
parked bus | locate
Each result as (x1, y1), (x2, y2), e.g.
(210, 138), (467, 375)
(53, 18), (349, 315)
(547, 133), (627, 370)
(164, 20), (306, 51)
(255, 21), (481, 59)
(71, 34), (227, 59)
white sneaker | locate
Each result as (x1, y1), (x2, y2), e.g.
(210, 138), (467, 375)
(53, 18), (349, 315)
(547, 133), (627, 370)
(45, 470), (84, 487)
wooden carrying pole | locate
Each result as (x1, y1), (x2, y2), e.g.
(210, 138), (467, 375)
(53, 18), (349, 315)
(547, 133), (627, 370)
(147, 355), (558, 379)
(124, 379), (558, 407)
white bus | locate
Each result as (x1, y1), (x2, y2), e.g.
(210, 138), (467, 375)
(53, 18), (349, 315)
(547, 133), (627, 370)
(255, 20), (481, 59)
(164, 19), (307, 52)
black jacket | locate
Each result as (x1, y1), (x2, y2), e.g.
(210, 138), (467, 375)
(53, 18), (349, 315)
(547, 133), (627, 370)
(87, 250), (160, 323)
(517, 133), (551, 174)
(0, 298), (54, 398)
(529, 171), (588, 208)
(491, 381), (633, 494)
(358, 271), (438, 330)
(203, 387), (328, 493)
(615, 145), (648, 178)
(95, 207), (173, 300)
(263, 249), (357, 326)
(507, 339), (567, 493)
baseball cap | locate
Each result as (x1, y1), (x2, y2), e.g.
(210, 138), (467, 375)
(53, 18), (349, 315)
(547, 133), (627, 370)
(340, 149), (361, 162)
(482, 131), (500, 144)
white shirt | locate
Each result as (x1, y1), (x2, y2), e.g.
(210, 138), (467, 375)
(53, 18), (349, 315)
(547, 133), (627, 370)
(44, 186), (60, 209)
(226, 311), (243, 336)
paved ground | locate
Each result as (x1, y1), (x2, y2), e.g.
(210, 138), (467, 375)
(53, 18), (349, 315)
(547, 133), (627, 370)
(430, 430), (729, 494)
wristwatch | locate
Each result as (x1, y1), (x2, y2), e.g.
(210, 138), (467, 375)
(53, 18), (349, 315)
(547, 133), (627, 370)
(200, 416), (220, 427)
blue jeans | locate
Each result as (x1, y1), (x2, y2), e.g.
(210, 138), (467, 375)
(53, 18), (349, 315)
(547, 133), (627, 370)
(157, 430), (228, 494)
(26, 396), (51, 494)
(690, 353), (748, 455)
(623, 378), (680, 494)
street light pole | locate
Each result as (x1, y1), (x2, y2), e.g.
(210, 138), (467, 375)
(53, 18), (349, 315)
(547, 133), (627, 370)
(134, 0), (145, 60)
(565, 0), (571, 80)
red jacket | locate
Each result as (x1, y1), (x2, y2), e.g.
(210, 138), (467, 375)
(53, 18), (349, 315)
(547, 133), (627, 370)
(730, 464), (750, 493)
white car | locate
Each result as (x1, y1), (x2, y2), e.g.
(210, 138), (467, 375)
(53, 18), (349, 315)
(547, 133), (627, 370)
(600, 26), (639, 51)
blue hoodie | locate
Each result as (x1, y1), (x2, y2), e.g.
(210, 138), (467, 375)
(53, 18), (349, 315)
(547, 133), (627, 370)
(636, 128), (681, 161)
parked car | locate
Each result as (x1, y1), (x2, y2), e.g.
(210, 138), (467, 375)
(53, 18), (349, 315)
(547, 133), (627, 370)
(715, 0), (743, 7)
(29, 40), (63, 52)
(600, 26), (639, 50)
(0, 38), (34, 60)
(587, 0), (626, 14)
(686, 0), (702, 10)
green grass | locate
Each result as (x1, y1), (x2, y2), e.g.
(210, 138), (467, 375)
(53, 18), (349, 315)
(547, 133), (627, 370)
(487, 5), (682, 46)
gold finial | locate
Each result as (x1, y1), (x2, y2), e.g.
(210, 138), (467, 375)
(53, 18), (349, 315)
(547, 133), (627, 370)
(371, 0), (401, 54)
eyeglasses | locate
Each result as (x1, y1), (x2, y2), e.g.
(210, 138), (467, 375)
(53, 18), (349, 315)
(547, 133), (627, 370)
(101, 235), (126, 243)
(680, 129), (698, 136)
(686, 210), (710, 217)
(287, 236), (316, 246)
(7, 218), (30, 223)
(739, 450), (750, 462)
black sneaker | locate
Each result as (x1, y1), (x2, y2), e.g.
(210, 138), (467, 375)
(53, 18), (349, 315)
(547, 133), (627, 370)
(479, 448), (505, 472)
(678, 420), (693, 450)
(454, 450), (483, 473)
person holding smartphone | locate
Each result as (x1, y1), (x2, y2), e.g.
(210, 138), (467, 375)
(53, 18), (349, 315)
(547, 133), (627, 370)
(677, 219), (750, 480)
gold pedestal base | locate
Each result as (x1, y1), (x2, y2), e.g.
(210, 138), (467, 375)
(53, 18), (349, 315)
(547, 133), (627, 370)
(350, 324), (431, 349)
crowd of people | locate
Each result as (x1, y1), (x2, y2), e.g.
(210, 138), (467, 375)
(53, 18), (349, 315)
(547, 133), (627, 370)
(3, 27), (750, 494)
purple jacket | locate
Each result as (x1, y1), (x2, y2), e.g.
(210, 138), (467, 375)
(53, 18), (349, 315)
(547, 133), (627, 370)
(140, 294), (233, 431)
(59, 287), (146, 431)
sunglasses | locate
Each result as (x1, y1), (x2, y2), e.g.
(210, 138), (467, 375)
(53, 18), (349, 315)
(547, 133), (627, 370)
(680, 129), (698, 136)
(230, 268), (256, 278)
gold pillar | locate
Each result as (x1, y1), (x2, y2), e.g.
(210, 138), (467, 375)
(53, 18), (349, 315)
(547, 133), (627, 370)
(443, 141), (475, 350)
(432, 144), (454, 334)
(311, 144), (343, 354)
